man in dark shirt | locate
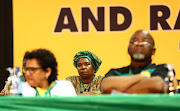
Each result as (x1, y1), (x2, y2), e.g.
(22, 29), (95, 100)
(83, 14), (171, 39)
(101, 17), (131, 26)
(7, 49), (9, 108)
(101, 30), (178, 94)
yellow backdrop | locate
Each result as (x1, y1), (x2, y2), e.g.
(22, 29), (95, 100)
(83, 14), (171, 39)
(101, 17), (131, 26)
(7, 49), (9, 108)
(13, 0), (180, 79)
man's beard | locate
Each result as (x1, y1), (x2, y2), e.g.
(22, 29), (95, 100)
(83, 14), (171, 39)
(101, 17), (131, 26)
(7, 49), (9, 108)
(132, 53), (145, 61)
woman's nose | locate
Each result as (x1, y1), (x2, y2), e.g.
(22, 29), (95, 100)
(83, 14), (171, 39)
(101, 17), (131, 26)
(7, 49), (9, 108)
(25, 70), (31, 76)
(81, 65), (86, 69)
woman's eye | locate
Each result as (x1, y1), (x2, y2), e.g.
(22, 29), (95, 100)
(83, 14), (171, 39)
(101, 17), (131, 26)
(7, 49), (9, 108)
(77, 64), (82, 67)
(85, 63), (90, 65)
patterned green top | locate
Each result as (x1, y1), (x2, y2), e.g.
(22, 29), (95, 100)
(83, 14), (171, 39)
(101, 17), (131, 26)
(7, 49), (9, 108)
(66, 75), (104, 94)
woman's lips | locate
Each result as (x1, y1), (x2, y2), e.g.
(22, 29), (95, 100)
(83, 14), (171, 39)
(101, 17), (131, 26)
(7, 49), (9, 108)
(81, 72), (87, 74)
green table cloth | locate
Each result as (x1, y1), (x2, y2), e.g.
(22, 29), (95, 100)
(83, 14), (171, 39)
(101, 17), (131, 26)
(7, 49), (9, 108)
(0, 94), (179, 111)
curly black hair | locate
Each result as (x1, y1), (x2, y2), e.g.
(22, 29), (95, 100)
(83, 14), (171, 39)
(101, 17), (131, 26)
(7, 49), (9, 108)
(24, 49), (58, 85)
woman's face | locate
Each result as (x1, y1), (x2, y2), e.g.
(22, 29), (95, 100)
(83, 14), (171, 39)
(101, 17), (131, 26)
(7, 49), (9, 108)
(23, 58), (48, 87)
(77, 57), (95, 79)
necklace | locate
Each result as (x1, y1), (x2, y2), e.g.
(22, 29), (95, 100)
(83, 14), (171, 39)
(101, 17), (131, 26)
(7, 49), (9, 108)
(79, 75), (95, 93)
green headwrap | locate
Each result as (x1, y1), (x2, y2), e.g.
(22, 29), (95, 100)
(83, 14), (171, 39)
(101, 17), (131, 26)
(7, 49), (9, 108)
(73, 51), (102, 73)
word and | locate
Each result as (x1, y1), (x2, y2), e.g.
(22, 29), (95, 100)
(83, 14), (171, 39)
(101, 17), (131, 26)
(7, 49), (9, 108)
(54, 5), (180, 32)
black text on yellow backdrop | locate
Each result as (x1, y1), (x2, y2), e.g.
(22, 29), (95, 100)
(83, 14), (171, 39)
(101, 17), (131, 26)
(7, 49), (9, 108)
(54, 5), (180, 33)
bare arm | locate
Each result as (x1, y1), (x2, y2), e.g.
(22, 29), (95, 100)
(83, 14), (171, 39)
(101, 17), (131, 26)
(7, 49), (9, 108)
(125, 76), (165, 93)
(101, 74), (147, 94)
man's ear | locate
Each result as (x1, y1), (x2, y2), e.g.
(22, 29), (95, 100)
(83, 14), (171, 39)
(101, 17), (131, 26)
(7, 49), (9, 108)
(45, 67), (52, 79)
(152, 47), (156, 55)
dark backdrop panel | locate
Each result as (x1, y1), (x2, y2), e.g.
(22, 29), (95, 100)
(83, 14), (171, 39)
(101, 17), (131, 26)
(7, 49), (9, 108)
(0, 0), (13, 91)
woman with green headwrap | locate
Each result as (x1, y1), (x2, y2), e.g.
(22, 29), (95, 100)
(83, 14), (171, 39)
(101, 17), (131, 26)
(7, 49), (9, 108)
(66, 51), (104, 95)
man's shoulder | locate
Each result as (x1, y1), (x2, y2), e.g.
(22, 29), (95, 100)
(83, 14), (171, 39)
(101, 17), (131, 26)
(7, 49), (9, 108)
(149, 63), (170, 78)
(111, 66), (129, 72)
(156, 63), (167, 67)
(150, 63), (167, 68)
(105, 65), (130, 77)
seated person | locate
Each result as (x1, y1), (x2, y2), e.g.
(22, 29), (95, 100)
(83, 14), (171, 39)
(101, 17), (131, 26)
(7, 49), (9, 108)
(66, 51), (104, 95)
(101, 30), (178, 94)
(3, 49), (77, 97)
